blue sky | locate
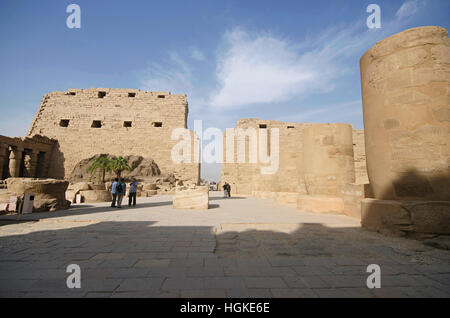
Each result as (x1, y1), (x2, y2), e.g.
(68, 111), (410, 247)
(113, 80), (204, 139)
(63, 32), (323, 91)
(0, 0), (449, 180)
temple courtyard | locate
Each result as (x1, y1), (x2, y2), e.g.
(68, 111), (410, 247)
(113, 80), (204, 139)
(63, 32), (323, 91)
(0, 191), (449, 298)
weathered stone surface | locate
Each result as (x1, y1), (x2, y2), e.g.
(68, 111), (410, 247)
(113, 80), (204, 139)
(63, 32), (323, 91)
(69, 154), (162, 183)
(362, 198), (450, 235)
(26, 88), (200, 184)
(144, 183), (157, 190)
(339, 183), (366, 218)
(222, 119), (368, 197)
(361, 199), (412, 236)
(79, 190), (112, 203)
(297, 195), (345, 215)
(360, 26), (450, 201)
(90, 184), (106, 190)
(6, 178), (70, 212)
(72, 182), (91, 192)
(173, 186), (209, 210)
(406, 201), (450, 234)
(303, 123), (355, 197)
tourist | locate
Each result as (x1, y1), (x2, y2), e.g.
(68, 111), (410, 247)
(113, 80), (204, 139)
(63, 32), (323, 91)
(111, 178), (119, 207)
(223, 182), (229, 198)
(227, 183), (231, 198)
(128, 178), (138, 207)
(116, 178), (126, 208)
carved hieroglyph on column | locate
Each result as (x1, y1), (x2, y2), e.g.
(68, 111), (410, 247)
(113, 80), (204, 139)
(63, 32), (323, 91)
(360, 26), (450, 201)
(302, 123), (355, 196)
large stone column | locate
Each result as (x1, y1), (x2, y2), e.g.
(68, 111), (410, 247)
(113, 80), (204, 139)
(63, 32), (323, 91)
(0, 143), (9, 179)
(360, 26), (450, 235)
(9, 146), (23, 178)
(302, 123), (355, 196)
(360, 26), (450, 201)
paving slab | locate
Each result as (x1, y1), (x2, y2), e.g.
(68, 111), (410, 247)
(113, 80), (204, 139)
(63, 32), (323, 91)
(0, 192), (449, 298)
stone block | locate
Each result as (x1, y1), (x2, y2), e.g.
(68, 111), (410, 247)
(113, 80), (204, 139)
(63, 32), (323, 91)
(6, 178), (70, 212)
(297, 195), (345, 214)
(173, 186), (209, 210)
(361, 199), (450, 235)
(80, 190), (112, 203)
(361, 199), (412, 235)
(90, 184), (106, 190)
(144, 183), (157, 190)
(406, 201), (450, 234)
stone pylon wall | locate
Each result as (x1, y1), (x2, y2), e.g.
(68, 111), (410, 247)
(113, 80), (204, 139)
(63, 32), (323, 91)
(221, 118), (368, 196)
(27, 88), (200, 183)
(303, 123), (355, 197)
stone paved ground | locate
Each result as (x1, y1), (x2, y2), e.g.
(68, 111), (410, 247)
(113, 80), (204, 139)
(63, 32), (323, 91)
(0, 192), (449, 298)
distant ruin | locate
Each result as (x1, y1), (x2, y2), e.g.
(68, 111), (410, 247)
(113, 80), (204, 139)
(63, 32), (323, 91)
(221, 119), (369, 217)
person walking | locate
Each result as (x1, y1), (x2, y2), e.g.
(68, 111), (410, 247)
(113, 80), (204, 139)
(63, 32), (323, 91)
(116, 178), (126, 208)
(223, 182), (229, 198)
(111, 178), (119, 207)
(227, 183), (231, 198)
(128, 178), (138, 207)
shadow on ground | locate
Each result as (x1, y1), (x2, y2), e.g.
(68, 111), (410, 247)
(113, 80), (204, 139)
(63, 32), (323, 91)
(0, 218), (449, 298)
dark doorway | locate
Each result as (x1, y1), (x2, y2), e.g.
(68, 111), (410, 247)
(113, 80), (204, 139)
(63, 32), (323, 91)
(1, 149), (10, 179)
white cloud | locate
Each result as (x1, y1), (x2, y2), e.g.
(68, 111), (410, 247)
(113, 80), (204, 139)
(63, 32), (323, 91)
(139, 0), (427, 114)
(208, 28), (337, 110)
(190, 47), (205, 61)
(140, 52), (194, 94)
(396, 0), (426, 19)
(207, 0), (427, 111)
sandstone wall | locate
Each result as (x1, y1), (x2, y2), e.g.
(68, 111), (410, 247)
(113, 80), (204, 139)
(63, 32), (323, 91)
(27, 88), (200, 183)
(221, 118), (368, 196)
(222, 118), (311, 195)
(303, 123), (355, 196)
(352, 129), (369, 184)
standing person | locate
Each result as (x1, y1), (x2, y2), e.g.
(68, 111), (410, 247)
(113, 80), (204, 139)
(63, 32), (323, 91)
(227, 183), (231, 198)
(111, 178), (119, 207)
(223, 182), (229, 198)
(116, 178), (126, 208)
(128, 178), (138, 207)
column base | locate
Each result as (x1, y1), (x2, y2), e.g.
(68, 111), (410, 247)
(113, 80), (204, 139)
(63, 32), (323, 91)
(361, 198), (450, 236)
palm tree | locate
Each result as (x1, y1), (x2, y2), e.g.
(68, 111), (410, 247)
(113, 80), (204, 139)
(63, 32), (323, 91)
(109, 156), (131, 178)
(87, 156), (112, 183)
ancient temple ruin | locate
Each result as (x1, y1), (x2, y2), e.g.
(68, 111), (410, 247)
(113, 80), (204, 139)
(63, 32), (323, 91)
(0, 135), (56, 180)
(221, 119), (369, 218)
(1, 88), (200, 184)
